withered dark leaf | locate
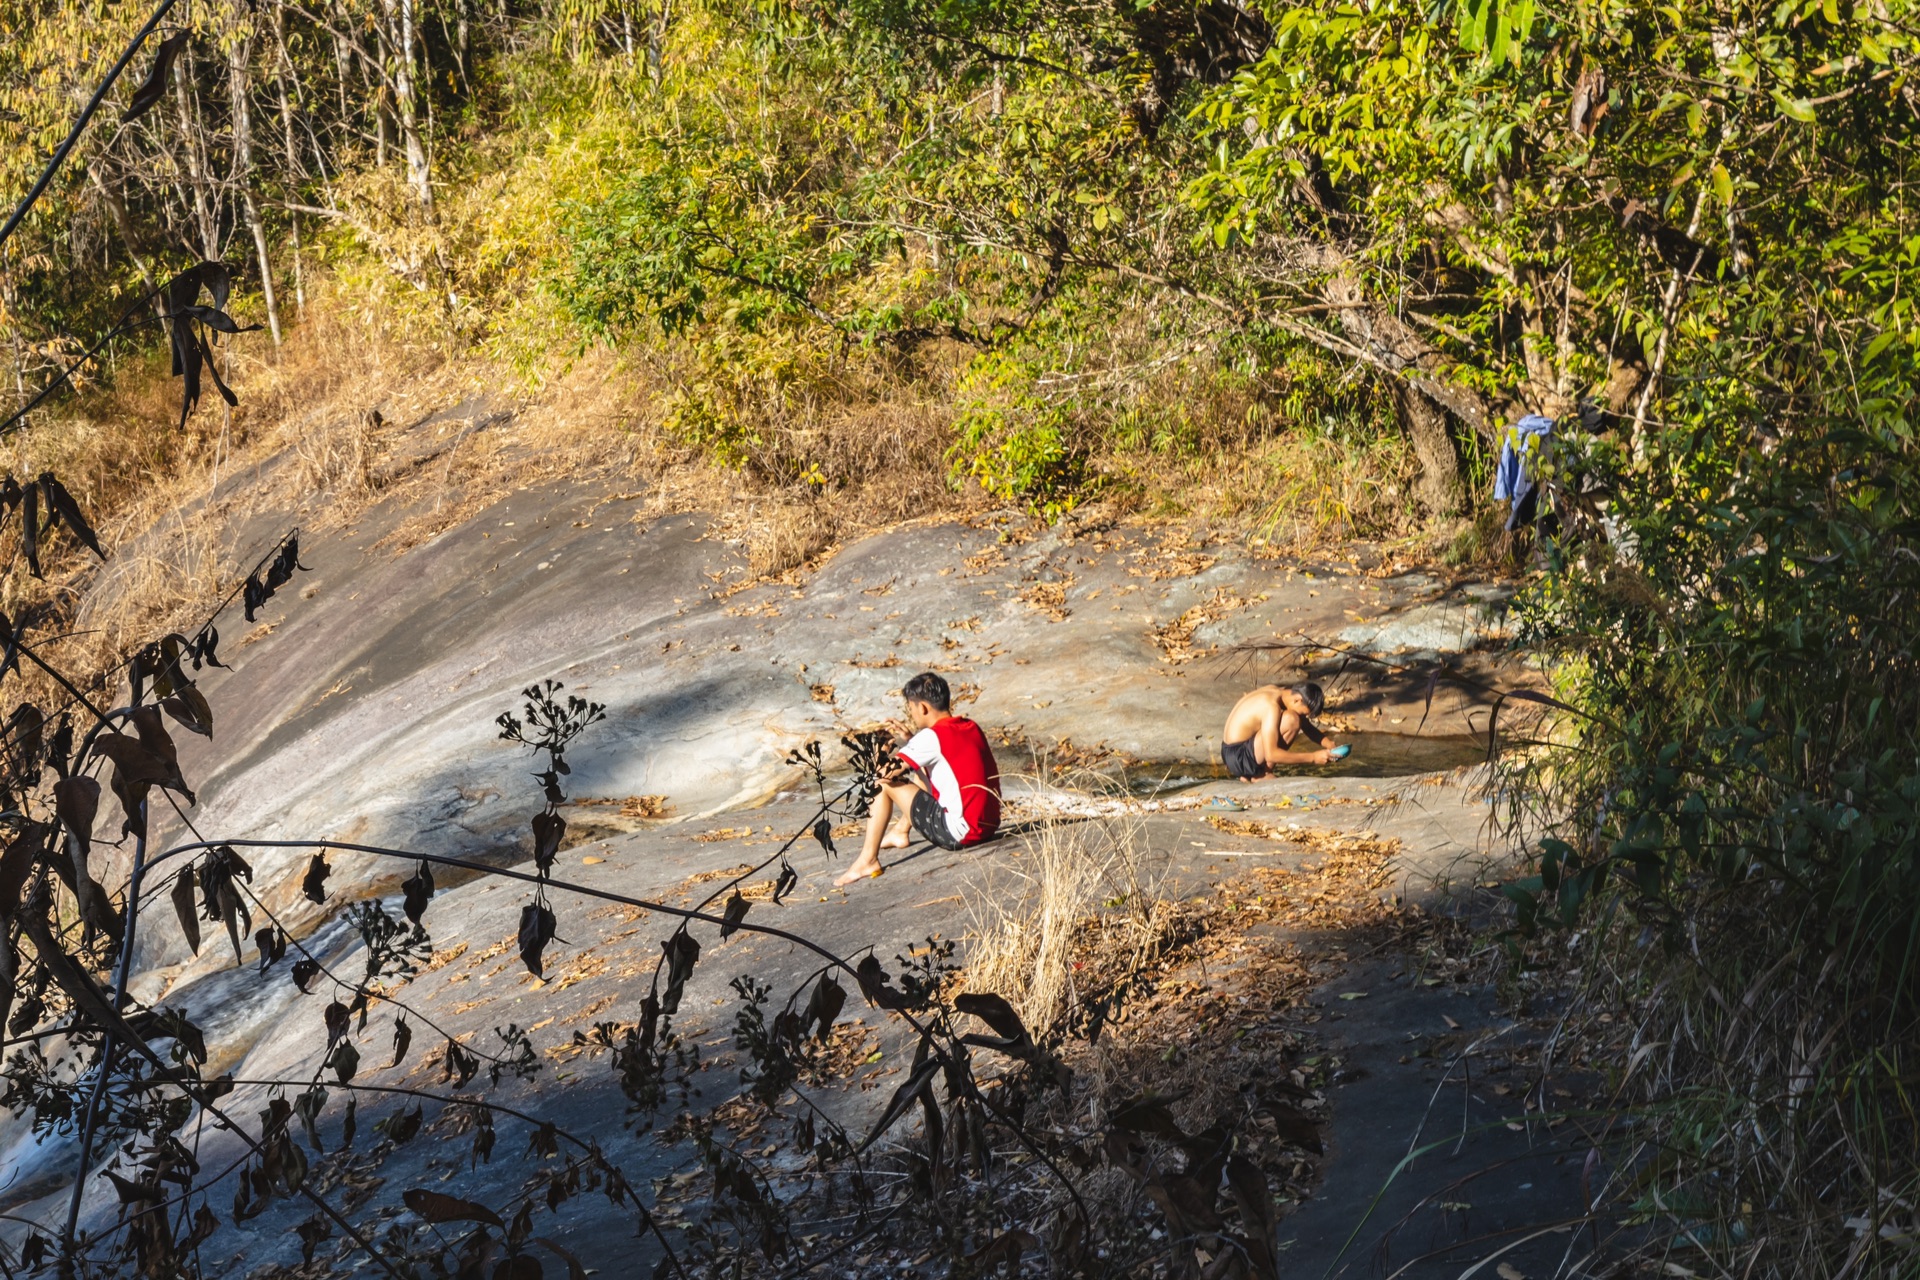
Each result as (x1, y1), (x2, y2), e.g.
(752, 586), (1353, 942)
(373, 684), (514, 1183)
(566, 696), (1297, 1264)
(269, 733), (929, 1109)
(811, 817), (835, 857)
(301, 852), (331, 905)
(772, 858), (798, 904)
(534, 1238), (589, 1280)
(518, 902), (556, 978)
(120, 29), (190, 122)
(254, 926), (286, 972)
(290, 958), (320, 993)
(323, 1001), (350, 1043)
(243, 573), (266, 622)
(401, 1182), (493, 1226)
(855, 954), (904, 1010)
(1110, 1094), (1188, 1142)
(330, 1040), (360, 1084)
(803, 975), (846, 1040)
(953, 992), (1029, 1046)
(387, 1016), (413, 1070)
(20, 481), (39, 579)
(170, 866), (201, 955)
(443, 1038), (481, 1090)
(37, 474), (104, 560)
(719, 891), (748, 939)
(531, 812), (565, 874)
(401, 860), (434, 925)
(856, 1054), (942, 1153)
(659, 929), (700, 1015)
(494, 1256), (543, 1280)
(383, 1105), (424, 1143)
(526, 1122), (559, 1159)
(159, 686), (214, 738)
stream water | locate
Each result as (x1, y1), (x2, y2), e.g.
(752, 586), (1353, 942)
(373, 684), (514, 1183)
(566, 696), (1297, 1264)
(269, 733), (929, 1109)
(1011, 731), (1489, 797)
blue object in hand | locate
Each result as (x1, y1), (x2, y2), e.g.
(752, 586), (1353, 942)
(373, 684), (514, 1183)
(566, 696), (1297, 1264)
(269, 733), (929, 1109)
(1328, 744), (1352, 760)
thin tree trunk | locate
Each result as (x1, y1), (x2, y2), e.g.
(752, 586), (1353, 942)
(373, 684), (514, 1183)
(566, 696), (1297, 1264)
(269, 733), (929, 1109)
(86, 166), (160, 296)
(173, 42), (221, 260)
(455, 0), (473, 94)
(272, 12), (308, 317)
(230, 30), (283, 344)
(384, 0), (433, 210)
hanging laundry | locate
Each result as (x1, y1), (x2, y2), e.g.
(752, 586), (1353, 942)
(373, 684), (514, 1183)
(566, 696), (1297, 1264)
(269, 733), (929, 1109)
(1493, 414), (1555, 531)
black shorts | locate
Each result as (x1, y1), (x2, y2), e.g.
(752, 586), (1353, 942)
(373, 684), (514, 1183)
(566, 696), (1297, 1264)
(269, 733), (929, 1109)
(911, 789), (962, 851)
(1222, 738), (1266, 780)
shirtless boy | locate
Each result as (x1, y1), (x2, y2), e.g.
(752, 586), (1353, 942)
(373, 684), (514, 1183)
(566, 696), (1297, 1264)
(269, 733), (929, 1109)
(834, 672), (1001, 887)
(1220, 683), (1344, 778)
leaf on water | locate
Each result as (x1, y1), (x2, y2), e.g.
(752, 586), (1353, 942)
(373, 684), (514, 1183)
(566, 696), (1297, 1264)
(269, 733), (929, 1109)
(302, 853), (331, 905)
(811, 817), (835, 858)
(401, 860), (434, 925)
(120, 29), (190, 122)
(518, 902), (557, 978)
(390, 1016), (413, 1068)
(170, 865), (202, 955)
(402, 1189), (503, 1227)
(659, 928), (700, 1014)
(291, 958), (320, 993)
(803, 974), (846, 1039)
(719, 891), (748, 939)
(772, 858), (798, 904)
(531, 812), (565, 874)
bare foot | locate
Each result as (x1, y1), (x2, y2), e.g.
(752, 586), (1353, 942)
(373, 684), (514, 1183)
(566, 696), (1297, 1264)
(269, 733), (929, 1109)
(879, 826), (912, 850)
(833, 861), (883, 888)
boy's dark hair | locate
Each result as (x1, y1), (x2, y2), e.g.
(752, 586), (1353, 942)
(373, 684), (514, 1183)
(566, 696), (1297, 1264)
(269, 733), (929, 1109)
(901, 671), (951, 712)
(1290, 682), (1325, 716)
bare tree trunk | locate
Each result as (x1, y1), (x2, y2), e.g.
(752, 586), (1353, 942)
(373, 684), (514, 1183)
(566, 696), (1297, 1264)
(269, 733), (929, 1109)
(455, 0), (473, 90)
(272, 6), (308, 317)
(1391, 382), (1465, 517)
(86, 166), (160, 297)
(385, 0), (433, 210)
(173, 42), (221, 261)
(230, 30), (283, 344)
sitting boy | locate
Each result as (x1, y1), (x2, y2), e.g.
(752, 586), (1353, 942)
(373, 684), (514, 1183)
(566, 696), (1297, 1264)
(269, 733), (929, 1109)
(1220, 682), (1344, 779)
(835, 672), (1002, 887)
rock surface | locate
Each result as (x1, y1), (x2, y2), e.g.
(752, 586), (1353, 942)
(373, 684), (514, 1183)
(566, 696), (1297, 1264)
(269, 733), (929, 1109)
(6, 475), (1578, 1278)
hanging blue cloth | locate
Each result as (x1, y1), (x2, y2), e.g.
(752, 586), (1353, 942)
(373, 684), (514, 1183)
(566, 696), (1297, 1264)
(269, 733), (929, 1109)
(1494, 414), (1554, 530)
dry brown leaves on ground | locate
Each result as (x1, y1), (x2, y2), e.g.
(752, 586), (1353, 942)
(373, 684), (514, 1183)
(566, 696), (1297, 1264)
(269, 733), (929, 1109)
(1017, 577), (1073, 621)
(1151, 588), (1258, 663)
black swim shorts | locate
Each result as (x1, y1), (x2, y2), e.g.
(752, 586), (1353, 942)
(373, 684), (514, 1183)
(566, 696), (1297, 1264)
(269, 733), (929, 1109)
(910, 788), (963, 851)
(1222, 737), (1266, 781)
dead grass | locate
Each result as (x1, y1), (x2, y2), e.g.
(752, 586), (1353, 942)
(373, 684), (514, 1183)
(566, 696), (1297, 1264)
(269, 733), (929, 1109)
(964, 806), (1171, 1035)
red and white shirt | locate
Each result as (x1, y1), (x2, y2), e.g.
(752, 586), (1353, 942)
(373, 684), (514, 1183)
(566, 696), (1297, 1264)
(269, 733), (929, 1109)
(898, 717), (1001, 845)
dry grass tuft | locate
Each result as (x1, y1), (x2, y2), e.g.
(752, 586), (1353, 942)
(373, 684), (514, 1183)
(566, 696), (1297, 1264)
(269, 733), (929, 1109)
(964, 807), (1170, 1036)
